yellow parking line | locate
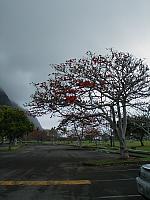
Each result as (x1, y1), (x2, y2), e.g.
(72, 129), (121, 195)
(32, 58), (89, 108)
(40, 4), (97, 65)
(0, 180), (91, 186)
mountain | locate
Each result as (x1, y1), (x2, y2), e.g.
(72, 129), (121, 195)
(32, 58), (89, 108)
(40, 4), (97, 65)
(0, 88), (12, 106)
(0, 88), (43, 130)
(11, 101), (43, 130)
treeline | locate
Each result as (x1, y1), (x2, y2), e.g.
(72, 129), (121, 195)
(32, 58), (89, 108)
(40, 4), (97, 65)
(0, 105), (33, 150)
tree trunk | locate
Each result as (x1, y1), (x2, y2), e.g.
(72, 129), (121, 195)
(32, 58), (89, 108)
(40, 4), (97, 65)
(94, 139), (98, 148)
(0, 136), (4, 144)
(140, 137), (144, 146)
(8, 139), (12, 151)
(8, 136), (14, 151)
(110, 135), (113, 147)
(78, 138), (82, 148)
(117, 102), (129, 159)
(110, 131), (115, 147)
(119, 138), (129, 159)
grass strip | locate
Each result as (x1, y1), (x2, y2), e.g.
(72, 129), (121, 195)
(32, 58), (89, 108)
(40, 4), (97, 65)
(0, 143), (25, 152)
(82, 156), (150, 167)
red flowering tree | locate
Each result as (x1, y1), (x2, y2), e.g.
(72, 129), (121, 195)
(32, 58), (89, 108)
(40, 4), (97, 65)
(58, 112), (101, 147)
(26, 49), (150, 159)
(84, 127), (101, 145)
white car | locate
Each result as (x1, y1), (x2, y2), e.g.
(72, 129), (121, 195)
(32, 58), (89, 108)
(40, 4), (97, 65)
(136, 164), (150, 199)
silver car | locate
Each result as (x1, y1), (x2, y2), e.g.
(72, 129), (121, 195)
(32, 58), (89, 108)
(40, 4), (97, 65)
(136, 164), (150, 199)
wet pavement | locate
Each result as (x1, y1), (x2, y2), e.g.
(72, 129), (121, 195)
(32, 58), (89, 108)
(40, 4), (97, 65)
(0, 144), (145, 200)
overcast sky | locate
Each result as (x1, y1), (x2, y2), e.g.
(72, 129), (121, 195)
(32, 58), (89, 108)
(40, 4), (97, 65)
(0, 0), (150, 129)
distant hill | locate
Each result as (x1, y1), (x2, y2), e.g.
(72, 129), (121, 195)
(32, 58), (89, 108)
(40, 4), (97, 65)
(0, 88), (43, 130)
(0, 88), (12, 106)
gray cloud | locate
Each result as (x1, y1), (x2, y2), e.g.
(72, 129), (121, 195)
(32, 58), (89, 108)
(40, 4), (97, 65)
(0, 0), (150, 128)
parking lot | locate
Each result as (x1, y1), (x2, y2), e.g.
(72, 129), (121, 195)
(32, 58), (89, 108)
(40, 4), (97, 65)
(0, 144), (145, 199)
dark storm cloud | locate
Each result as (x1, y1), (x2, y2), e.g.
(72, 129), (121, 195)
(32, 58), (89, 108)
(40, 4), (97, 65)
(0, 0), (150, 128)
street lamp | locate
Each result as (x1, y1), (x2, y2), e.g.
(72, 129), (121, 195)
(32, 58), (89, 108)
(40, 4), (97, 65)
(147, 104), (150, 135)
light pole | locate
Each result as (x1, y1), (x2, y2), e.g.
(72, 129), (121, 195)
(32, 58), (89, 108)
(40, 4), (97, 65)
(147, 104), (150, 135)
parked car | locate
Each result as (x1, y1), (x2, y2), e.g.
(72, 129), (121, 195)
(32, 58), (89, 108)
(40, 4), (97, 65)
(136, 164), (150, 199)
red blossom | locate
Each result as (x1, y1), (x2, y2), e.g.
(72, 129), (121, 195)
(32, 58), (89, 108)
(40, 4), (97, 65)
(65, 88), (77, 94)
(66, 96), (77, 104)
(79, 81), (95, 88)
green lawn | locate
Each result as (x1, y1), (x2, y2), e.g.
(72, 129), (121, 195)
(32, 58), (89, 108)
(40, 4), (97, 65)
(1, 139), (149, 153)
(0, 143), (25, 152)
(56, 139), (150, 152)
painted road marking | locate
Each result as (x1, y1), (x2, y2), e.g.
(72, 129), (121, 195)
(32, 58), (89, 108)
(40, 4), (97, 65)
(95, 194), (141, 199)
(0, 178), (135, 186)
(0, 180), (91, 186)
(94, 178), (135, 182)
(102, 169), (139, 172)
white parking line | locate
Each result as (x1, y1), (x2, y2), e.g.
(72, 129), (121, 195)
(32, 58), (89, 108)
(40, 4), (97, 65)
(96, 169), (139, 172)
(106, 169), (139, 172)
(94, 178), (135, 182)
(96, 194), (141, 199)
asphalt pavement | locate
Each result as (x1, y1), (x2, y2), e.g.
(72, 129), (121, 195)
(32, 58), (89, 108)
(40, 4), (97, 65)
(0, 144), (145, 200)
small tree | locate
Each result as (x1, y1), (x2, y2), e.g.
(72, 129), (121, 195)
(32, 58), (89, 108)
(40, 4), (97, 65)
(58, 112), (101, 147)
(127, 115), (150, 146)
(58, 117), (85, 147)
(0, 106), (33, 150)
(27, 49), (150, 159)
(85, 127), (101, 146)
